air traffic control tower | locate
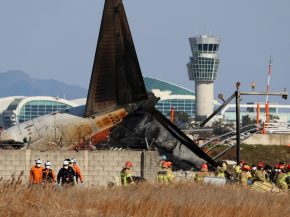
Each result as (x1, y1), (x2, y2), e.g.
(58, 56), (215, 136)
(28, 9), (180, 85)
(187, 35), (220, 121)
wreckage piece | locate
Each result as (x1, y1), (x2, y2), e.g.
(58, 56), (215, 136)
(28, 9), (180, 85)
(85, 0), (147, 116)
(145, 107), (220, 169)
(107, 108), (208, 169)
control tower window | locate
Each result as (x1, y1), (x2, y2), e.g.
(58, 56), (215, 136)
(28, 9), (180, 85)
(213, 44), (219, 51)
(209, 44), (213, 51)
(198, 44), (203, 51)
(203, 44), (208, 52)
(191, 44), (198, 53)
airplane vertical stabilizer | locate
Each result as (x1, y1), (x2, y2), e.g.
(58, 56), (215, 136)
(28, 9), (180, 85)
(85, 0), (147, 117)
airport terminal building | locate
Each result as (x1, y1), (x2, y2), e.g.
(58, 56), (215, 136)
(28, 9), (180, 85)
(0, 96), (77, 129)
(143, 77), (197, 118)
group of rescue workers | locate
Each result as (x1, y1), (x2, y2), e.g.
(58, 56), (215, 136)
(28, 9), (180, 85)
(29, 158), (83, 188)
(122, 155), (290, 193)
(234, 160), (290, 192)
(192, 159), (290, 192)
(29, 155), (290, 192)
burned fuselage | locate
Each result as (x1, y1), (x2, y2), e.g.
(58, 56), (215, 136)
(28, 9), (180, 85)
(0, 105), (128, 150)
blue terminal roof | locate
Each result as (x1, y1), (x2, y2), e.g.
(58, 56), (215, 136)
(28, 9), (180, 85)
(144, 77), (194, 96)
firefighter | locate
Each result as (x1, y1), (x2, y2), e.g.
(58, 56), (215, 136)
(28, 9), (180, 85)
(254, 162), (268, 182)
(252, 162), (273, 192)
(272, 164), (280, 183)
(276, 164), (288, 191)
(29, 159), (44, 186)
(42, 160), (56, 185)
(120, 161), (134, 186)
(71, 158), (84, 184)
(251, 164), (257, 177)
(216, 161), (227, 177)
(57, 160), (76, 187)
(156, 161), (170, 184)
(195, 163), (210, 183)
(65, 159), (76, 176)
(266, 164), (276, 183)
(166, 161), (175, 184)
(234, 160), (245, 180)
(264, 164), (273, 182)
(239, 164), (252, 187)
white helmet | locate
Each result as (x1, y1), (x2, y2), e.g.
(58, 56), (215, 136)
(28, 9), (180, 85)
(35, 159), (41, 164)
(71, 158), (77, 163)
(63, 160), (69, 166)
(44, 161), (51, 166)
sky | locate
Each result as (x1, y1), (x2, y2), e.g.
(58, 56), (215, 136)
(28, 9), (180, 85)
(0, 0), (290, 103)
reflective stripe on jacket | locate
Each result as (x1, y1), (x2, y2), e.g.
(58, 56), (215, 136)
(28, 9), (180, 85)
(120, 168), (134, 186)
(195, 171), (209, 182)
(156, 170), (169, 184)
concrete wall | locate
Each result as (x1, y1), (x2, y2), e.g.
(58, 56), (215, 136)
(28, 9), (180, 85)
(243, 134), (290, 146)
(0, 150), (159, 186)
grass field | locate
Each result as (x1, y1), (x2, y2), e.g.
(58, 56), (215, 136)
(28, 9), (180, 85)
(0, 174), (289, 217)
(209, 144), (290, 165)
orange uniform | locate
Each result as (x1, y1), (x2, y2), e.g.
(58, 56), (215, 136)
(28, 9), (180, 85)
(29, 166), (44, 184)
(73, 164), (84, 183)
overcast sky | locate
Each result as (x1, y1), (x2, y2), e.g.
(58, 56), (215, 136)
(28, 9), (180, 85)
(0, 0), (289, 103)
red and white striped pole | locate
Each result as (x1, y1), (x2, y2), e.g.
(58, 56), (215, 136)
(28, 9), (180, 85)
(265, 57), (272, 103)
(264, 57), (272, 132)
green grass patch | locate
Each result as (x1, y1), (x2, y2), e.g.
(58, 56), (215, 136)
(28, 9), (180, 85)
(209, 144), (290, 165)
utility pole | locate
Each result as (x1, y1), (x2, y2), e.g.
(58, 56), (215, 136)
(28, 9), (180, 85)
(235, 90), (241, 164)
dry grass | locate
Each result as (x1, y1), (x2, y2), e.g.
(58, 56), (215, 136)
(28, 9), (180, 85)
(0, 174), (289, 217)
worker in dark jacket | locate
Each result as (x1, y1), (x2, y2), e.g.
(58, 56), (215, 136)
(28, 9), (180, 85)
(57, 160), (76, 187)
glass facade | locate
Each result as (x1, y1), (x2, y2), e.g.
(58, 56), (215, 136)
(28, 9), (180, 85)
(156, 99), (195, 118)
(18, 100), (72, 123)
(144, 77), (196, 118)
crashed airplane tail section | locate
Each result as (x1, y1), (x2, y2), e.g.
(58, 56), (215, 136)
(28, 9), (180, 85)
(0, 0), (229, 175)
(85, 0), (147, 116)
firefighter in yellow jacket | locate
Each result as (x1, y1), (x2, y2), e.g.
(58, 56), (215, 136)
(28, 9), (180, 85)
(120, 161), (134, 186)
(195, 163), (210, 183)
(157, 161), (170, 184)
(166, 161), (175, 184)
(239, 164), (252, 187)
(234, 160), (245, 180)
(276, 164), (288, 191)
(252, 162), (273, 192)
(216, 161), (227, 177)
(254, 162), (268, 182)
